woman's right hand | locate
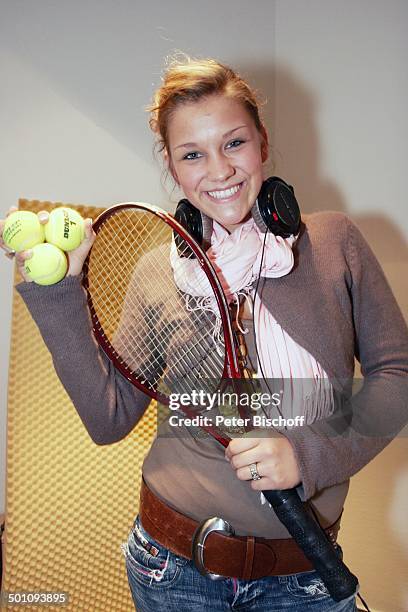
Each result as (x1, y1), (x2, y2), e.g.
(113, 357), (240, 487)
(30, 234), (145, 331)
(65, 214), (96, 277)
(0, 207), (96, 282)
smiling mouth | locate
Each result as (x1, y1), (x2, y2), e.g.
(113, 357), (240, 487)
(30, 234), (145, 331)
(206, 182), (244, 200)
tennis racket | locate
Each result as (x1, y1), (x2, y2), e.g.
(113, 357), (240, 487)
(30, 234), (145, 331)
(82, 202), (358, 601)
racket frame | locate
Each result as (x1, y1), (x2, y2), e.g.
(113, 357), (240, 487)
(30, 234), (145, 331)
(82, 201), (241, 444)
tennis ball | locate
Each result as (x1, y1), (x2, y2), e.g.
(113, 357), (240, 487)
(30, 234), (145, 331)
(2, 210), (45, 252)
(23, 243), (68, 286)
(44, 207), (85, 251)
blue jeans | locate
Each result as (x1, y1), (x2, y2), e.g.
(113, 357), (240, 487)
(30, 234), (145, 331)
(121, 515), (358, 611)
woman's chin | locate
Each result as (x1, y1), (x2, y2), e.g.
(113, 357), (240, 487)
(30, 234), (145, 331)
(215, 211), (252, 231)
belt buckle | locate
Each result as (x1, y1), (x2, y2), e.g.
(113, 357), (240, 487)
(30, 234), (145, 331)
(192, 517), (235, 581)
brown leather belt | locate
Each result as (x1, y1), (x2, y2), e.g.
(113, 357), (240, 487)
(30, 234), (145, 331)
(139, 479), (341, 580)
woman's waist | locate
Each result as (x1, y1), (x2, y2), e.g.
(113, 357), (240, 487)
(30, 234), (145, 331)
(142, 435), (348, 539)
(137, 476), (344, 581)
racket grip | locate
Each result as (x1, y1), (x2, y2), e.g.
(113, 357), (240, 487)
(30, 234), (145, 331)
(262, 488), (359, 602)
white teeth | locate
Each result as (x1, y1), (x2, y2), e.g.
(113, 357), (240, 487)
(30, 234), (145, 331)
(208, 183), (241, 199)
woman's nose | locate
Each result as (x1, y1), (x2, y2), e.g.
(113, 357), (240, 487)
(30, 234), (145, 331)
(206, 153), (235, 183)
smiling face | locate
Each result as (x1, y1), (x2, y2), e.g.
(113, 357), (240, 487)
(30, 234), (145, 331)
(166, 94), (268, 232)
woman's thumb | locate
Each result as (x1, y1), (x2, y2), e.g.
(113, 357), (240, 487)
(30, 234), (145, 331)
(37, 210), (49, 224)
(83, 218), (95, 242)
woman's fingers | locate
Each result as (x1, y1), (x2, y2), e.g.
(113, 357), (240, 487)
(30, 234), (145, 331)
(228, 436), (301, 490)
(0, 208), (18, 254)
(66, 218), (96, 276)
(14, 250), (34, 282)
(228, 446), (261, 470)
(37, 210), (49, 224)
(224, 436), (258, 461)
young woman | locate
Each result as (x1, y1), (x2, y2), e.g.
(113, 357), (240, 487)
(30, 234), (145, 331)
(1, 57), (407, 611)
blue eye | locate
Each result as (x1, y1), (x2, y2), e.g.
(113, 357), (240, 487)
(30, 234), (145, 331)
(227, 139), (244, 149)
(183, 151), (202, 160)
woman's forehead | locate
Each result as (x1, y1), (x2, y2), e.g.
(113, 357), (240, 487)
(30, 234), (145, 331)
(167, 95), (256, 146)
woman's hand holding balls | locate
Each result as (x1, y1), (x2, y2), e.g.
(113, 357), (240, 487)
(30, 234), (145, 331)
(1, 206), (95, 284)
(62, 214), (95, 277)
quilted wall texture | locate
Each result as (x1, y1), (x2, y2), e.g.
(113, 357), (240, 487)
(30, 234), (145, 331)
(2, 199), (156, 611)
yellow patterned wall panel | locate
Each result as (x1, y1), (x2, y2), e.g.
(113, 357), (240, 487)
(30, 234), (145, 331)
(2, 200), (156, 611)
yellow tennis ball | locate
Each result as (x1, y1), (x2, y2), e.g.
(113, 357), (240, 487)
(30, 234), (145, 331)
(44, 207), (85, 251)
(2, 210), (45, 252)
(23, 243), (68, 286)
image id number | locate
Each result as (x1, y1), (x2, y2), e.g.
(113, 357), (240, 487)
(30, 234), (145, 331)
(2, 591), (69, 605)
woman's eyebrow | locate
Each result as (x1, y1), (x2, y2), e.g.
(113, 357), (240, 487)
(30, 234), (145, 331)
(174, 125), (248, 151)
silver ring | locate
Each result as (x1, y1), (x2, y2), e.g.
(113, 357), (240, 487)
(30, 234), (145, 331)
(249, 462), (261, 481)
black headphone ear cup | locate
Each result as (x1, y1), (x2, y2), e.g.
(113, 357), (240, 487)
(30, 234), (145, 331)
(174, 199), (213, 257)
(251, 199), (269, 233)
(252, 177), (301, 237)
(200, 213), (213, 251)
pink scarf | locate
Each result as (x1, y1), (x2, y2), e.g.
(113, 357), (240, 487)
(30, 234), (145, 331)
(170, 218), (297, 376)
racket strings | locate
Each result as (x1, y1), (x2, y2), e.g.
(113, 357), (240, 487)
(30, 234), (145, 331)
(112, 266), (224, 384)
(87, 208), (227, 398)
(112, 283), (224, 393)
(89, 213), (171, 334)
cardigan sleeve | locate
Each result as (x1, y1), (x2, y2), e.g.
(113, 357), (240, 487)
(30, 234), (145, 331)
(16, 275), (151, 445)
(284, 217), (408, 500)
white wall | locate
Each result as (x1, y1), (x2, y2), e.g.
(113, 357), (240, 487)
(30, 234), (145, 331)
(1, 1), (407, 610)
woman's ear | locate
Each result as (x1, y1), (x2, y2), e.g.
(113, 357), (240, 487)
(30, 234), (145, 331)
(164, 149), (179, 184)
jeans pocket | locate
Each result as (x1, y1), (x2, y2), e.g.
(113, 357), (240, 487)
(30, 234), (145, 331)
(121, 515), (188, 588)
(285, 570), (331, 600)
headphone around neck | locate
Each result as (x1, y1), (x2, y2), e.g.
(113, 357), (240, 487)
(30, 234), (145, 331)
(174, 176), (301, 256)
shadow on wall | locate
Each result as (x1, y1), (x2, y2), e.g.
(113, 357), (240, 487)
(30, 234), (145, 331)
(243, 61), (408, 610)
(243, 62), (345, 215)
(242, 62), (407, 265)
